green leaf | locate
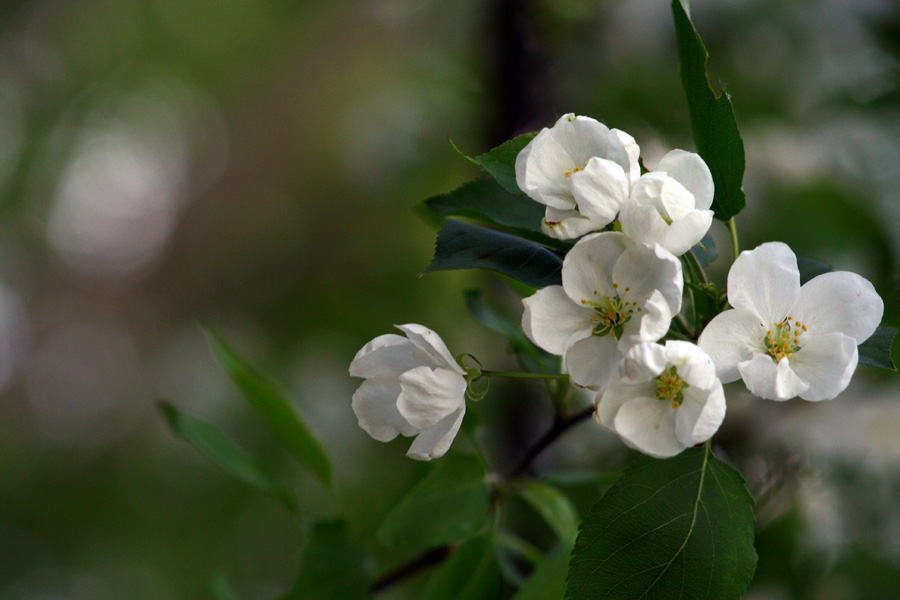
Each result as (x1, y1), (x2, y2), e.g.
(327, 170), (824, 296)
(282, 519), (370, 600)
(859, 327), (897, 370)
(797, 256), (832, 285)
(453, 132), (537, 195)
(378, 453), (489, 549)
(511, 542), (571, 600)
(424, 177), (545, 235)
(422, 535), (501, 600)
(672, 0), (746, 221)
(566, 445), (757, 600)
(423, 219), (562, 288)
(206, 331), (331, 485)
(159, 402), (299, 515)
(690, 233), (718, 267)
(514, 481), (580, 544)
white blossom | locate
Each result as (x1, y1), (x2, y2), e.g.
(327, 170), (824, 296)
(515, 114), (639, 240)
(697, 242), (884, 401)
(594, 341), (726, 458)
(349, 324), (467, 460)
(522, 232), (682, 391)
(618, 150), (715, 256)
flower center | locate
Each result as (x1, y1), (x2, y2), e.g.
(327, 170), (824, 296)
(581, 283), (642, 340)
(764, 316), (806, 362)
(655, 366), (688, 409)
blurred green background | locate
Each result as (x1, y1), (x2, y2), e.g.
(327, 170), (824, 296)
(0, 0), (898, 598)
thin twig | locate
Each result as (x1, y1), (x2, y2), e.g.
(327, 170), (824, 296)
(508, 405), (594, 479)
(370, 546), (450, 594)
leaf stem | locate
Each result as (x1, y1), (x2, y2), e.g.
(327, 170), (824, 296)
(480, 370), (569, 380)
(727, 217), (740, 263)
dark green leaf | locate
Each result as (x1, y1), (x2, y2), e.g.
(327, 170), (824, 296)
(685, 280), (726, 331)
(423, 220), (562, 288)
(858, 327), (897, 370)
(690, 233), (718, 267)
(672, 0), (746, 221)
(282, 520), (370, 600)
(378, 453), (489, 549)
(512, 542), (571, 600)
(159, 402), (299, 514)
(422, 535), (501, 600)
(206, 330), (331, 485)
(514, 481), (580, 544)
(425, 177), (545, 235)
(797, 256), (832, 285)
(454, 132), (537, 195)
(566, 445), (757, 600)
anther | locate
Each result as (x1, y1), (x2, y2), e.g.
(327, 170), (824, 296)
(613, 283), (619, 289)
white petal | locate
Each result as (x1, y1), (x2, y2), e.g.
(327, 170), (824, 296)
(564, 334), (620, 390)
(541, 207), (607, 240)
(727, 242), (800, 325)
(618, 202), (669, 248)
(406, 407), (465, 461)
(395, 324), (463, 373)
(675, 384), (725, 446)
(522, 286), (594, 355)
(618, 342), (667, 383)
(791, 333), (859, 401)
(349, 334), (430, 378)
(791, 271), (884, 342)
(614, 397), (684, 458)
(662, 210), (713, 256)
(569, 157), (629, 222)
(619, 289), (672, 348)
(615, 243), (683, 315)
(594, 377), (652, 430)
(664, 340), (717, 390)
(738, 354), (809, 401)
(352, 375), (417, 442)
(697, 308), (767, 383)
(561, 232), (630, 304)
(612, 128), (641, 187)
(397, 366), (467, 430)
(550, 114), (630, 172)
(515, 127), (577, 210)
(657, 177), (696, 221)
(656, 150), (714, 211)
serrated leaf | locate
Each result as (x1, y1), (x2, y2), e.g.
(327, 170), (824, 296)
(282, 519), (370, 600)
(424, 177), (545, 235)
(672, 0), (746, 221)
(566, 445), (757, 600)
(859, 327), (897, 370)
(797, 256), (833, 285)
(206, 330), (331, 485)
(422, 535), (501, 600)
(423, 219), (562, 288)
(454, 132), (537, 195)
(514, 481), (580, 544)
(159, 402), (299, 515)
(512, 542), (571, 600)
(378, 453), (489, 549)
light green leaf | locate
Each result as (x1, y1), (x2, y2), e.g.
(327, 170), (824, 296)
(512, 542), (571, 600)
(672, 0), (746, 221)
(206, 330), (331, 485)
(453, 132), (537, 195)
(282, 519), (370, 600)
(514, 481), (580, 544)
(859, 327), (897, 370)
(378, 453), (489, 549)
(159, 402), (299, 515)
(566, 445), (757, 600)
(422, 535), (501, 600)
(423, 219), (563, 288)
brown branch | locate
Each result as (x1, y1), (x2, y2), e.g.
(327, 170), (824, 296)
(370, 546), (450, 595)
(508, 405), (594, 479)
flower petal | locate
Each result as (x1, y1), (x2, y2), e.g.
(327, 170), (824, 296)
(656, 149), (714, 211)
(594, 377), (652, 430)
(569, 157), (629, 222)
(561, 231), (630, 304)
(791, 333), (859, 401)
(738, 354), (809, 401)
(728, 242), (800, 325)
(522, 286), (594, 355)
(612, 128), (641, 187)
(618, 201), (669, 249)
(550, 114), (629, 172)
(618, 342), (668, 383)
(395, 324), (463, 373)
(619, 289), (672, 349)
(406, 407), (465, 461)
(349, 334), (429, 378)
(662, 210), (713, 256)
(564, 334), (620, 390)
(791, 271), (884, 342)
(397, 366), (467, 430)
(352, 375), (417, 442)
(675, 384), (725, 446)
(697, 308), (767, 383)
(664, 340), (717, 390)
(615, 243), (683, 315)
(614, 397), (684, 458)
(515, 127), (576, 210)
(541, 206), (607, 240)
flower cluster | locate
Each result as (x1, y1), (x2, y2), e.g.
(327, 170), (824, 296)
(349, 113), (886, 461)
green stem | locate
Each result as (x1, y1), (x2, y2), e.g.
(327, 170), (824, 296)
(727, 217), (740, 263)
(480, 370), (568, 380)
(683, 247), (708, 285)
